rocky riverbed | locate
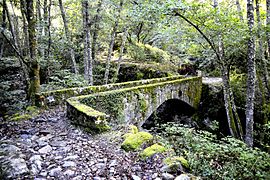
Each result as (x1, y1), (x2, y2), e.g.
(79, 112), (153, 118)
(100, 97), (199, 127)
(0, 107), (191, 180)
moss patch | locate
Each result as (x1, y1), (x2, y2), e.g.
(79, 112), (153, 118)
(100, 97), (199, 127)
(164, 156), (189, 169)
(140, 143), (166, 158)
(121, 131), (153, 151)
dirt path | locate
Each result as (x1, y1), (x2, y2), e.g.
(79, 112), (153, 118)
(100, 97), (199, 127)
(0, 107), (165, 180)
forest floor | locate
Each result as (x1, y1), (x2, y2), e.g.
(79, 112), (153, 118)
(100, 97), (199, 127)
(0, 107), (176, 180)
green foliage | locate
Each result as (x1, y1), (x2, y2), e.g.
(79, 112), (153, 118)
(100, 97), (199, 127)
(157, 123), (270, 179)
(254, 122), (270, 153)
(41, 70), (88, 91)
(140, 143), (166, 159)
(127, 42), (172, 63)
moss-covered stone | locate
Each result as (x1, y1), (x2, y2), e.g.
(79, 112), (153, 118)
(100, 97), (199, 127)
(121, 131), (153, 151)
(163, 156), (189, 169)
(140, 144), (166, 158)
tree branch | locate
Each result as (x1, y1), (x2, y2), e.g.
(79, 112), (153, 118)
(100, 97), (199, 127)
(172, 9), (221, 62)
(1, 30), (29, 66)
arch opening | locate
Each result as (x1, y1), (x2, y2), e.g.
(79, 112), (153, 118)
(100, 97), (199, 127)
(142, 99), (196, 130)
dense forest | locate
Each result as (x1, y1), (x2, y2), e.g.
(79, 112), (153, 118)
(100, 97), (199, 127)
(0, 0), (270, 179)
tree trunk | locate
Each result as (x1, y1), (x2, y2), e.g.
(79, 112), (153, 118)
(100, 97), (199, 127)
(266, 0), (270, 96)
(221, 66), (239, 137)
(104, 0), (124, 84)
(245, 0), (256, 147)
(0, 0), (7, 60)
(20, 0), (30, 56)
(26, 0), (40, 103)
(214, 0), (243, 139)
(114, 27), (128, 82)
(82, 0), (93, 85)
(58, 0), (78, 74)
(256, 0), (269, 124)
(236, 0), (244, 21)
(92, 0), (104, 62)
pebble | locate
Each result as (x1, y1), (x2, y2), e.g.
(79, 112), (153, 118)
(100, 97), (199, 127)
(38, 145), (52, 154)
(0, 108), (179, 179)
(162, 173), (175, 180)
(175, 174), (191, 180)
(132, 174), (141, 180)
(49, 167), (62, 177)
(63, 161), (76, 167)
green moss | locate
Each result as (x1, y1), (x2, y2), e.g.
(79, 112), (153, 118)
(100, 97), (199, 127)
(11, 114), (32, 121)
(140, 143), (166, 158)
(164, 156), (189, 169)
(128, 125), (139, 134)
(121, 131), (153, 151)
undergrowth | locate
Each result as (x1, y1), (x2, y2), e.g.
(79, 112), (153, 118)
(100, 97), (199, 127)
(154, 122), (270, 179)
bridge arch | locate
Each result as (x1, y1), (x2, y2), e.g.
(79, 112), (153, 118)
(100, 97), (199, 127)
(142, 99), (195, 129)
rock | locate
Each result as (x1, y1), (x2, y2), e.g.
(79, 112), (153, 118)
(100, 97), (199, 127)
(72, 176), (83, 180)
(38, 145), (52, 154)
(31, 164), (40, 175)
(109, 160), (117, 167)
(39, 130), (51, 136)
(9, 158), (29, 177)
(96, 163), (105, 169)
(64, 169), (75, 177)
(40, 171), (48, 177)
(50, 140), (67, 147)
(161, 173), (175, 180)
(152, 173), (158, 179)
(175, 174), (191, 180)
(63, 161), (76, 167)
(49, 167), (62, 177)
(132, 174), (141, 180)
(30, 155), (42, 173)
(63, 155), (79, 161)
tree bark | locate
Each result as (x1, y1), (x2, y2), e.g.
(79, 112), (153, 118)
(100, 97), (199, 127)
(26, 0), (40, 103)
(246, 0), (256, 147)
(58, 0), (78, 74)
(235, 0), (244, 21)
(114, 27), (128, 82)
(92, 0), (104, 62)
(20, 0), (30, 56)
(82, 0), (93, 85)
(0, 0), (7, 60)
(104, 0), (124, 84)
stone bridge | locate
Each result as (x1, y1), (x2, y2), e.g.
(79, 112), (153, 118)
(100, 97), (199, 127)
(38, 76), (202, 133)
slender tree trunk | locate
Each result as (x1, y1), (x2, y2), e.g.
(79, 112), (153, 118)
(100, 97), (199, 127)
(236, 0), (244, 21)
(45, 0), (52, 81)
(246, 0), (256, 147)
(36, 0), (44, 57)
(256, 0), (269, 124)
(26, 0), (40, 103)
(114, 27), (128, 82)
(214, 0), (243, 139)
(266, 0), (270, 96)
(20, 0), (30, 56)
(221, 66), (239, 137)
(5, 1), (18, 49)
(92, 0), (104, 62)
(82, 0), (93, 85)
(0, 0), (7, 60)
(58, 0), (78, 74)
(104, 0), (124, 84)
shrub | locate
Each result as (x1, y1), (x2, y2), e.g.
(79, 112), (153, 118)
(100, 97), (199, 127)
(127, 42), (173, 63)
(156, 123), (270, 179)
